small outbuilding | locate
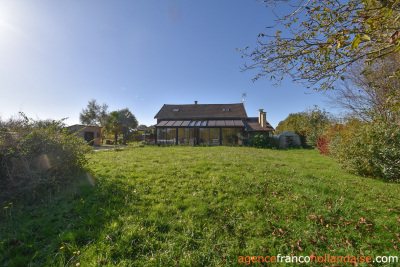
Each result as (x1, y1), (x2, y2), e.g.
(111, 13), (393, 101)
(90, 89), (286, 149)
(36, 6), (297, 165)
(275, 131), (301, 148)
(67, 125), (102, 146)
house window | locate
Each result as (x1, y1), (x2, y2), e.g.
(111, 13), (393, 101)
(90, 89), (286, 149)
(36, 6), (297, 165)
(157, 128), (167, 144)
(223, 108), (230, 112)
(210, 128), (220, 146)
(178, 128), (195, 145)
(173, 108), (179, 112)
(166, 128), (176, 145)
(222, 128), (244, 146)
(199, 128), (208, 146)
(157, 128), (176, 144)
(199, 128), (220, 146)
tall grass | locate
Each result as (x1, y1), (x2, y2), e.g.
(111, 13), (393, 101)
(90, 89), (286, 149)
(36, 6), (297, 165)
(1, 146), (399, 266)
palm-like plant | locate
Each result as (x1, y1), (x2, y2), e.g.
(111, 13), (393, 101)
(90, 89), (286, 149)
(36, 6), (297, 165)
(105, 108), (138, 145)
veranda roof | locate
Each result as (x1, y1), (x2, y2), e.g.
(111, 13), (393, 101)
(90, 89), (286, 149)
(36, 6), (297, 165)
(156, 120), (245, 127)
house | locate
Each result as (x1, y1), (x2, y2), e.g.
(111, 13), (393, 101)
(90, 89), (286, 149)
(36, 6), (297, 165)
(154, 102), (274, 145)
(275, 131), (301, 148)
(67, 125), (102, 146)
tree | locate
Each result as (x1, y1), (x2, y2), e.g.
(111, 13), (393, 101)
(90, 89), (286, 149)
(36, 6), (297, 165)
(326, 54), (400, 121)
(105, 108), (138, 145)
(275, 106), (333, 147)
(137, 125), (148, 131)
(118, 108), (138, 145)
(79, 99), (109, 126)
(80, 99), (109, 144)
(105, 111), (121, 145)
(241, 0), (400, 91)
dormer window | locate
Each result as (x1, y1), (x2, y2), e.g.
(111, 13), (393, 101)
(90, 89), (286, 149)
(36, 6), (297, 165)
(173, 108), (180, 112)
(223, 108), (230, 112)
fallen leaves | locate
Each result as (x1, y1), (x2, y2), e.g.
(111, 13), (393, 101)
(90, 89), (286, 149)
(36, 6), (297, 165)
(270, 227), (289, 237)
(296, 239), (303, 251)
(383, 224), (392, 233)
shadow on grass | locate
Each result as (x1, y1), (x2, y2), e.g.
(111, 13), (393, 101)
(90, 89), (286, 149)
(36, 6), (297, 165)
(0, 171), (137, 266)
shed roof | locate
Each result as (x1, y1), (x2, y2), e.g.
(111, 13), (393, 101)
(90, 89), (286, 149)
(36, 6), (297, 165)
(154, 103), (247, 120)
(275, 131), (299, 138)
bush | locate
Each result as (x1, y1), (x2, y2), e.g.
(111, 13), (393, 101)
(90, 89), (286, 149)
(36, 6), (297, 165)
(247, 135), (278, 148)
(329, 119), (400, 181)
(317, 136), (330, 154)
(0, 117), (92, 199)
(275, 106), (333, 148)
(317, 124), (345, 154)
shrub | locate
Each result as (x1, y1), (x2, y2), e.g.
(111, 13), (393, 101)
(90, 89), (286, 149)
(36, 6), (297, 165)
(317, 124), (345, 154)
(247, 135), (278, 148)
(275, 106), (333, 148)
(329, 119), (400, 181)
(0, 117), (92, 199)
(317, 136), (330, 154)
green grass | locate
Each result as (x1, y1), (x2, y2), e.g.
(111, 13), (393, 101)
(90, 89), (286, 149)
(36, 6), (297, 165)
(1, 146), (399, 266)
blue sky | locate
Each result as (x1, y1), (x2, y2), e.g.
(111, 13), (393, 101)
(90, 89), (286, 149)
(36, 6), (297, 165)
(0, 0), (329, 128)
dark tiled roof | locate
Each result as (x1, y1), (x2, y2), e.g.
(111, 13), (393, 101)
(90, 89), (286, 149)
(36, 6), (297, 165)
(244, 117), (275, 132)
(154, 103), (247, 120)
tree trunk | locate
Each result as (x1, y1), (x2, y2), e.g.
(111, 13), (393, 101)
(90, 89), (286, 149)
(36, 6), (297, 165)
(123, 135), (127, 145)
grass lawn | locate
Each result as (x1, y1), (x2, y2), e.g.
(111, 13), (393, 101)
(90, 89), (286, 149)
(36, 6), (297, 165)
(1, 146), (399, 266)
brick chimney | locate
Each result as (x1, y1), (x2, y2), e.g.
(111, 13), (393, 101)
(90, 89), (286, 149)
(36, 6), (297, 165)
(258, 109), (264, 124)
(194, 101), (198, 105)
